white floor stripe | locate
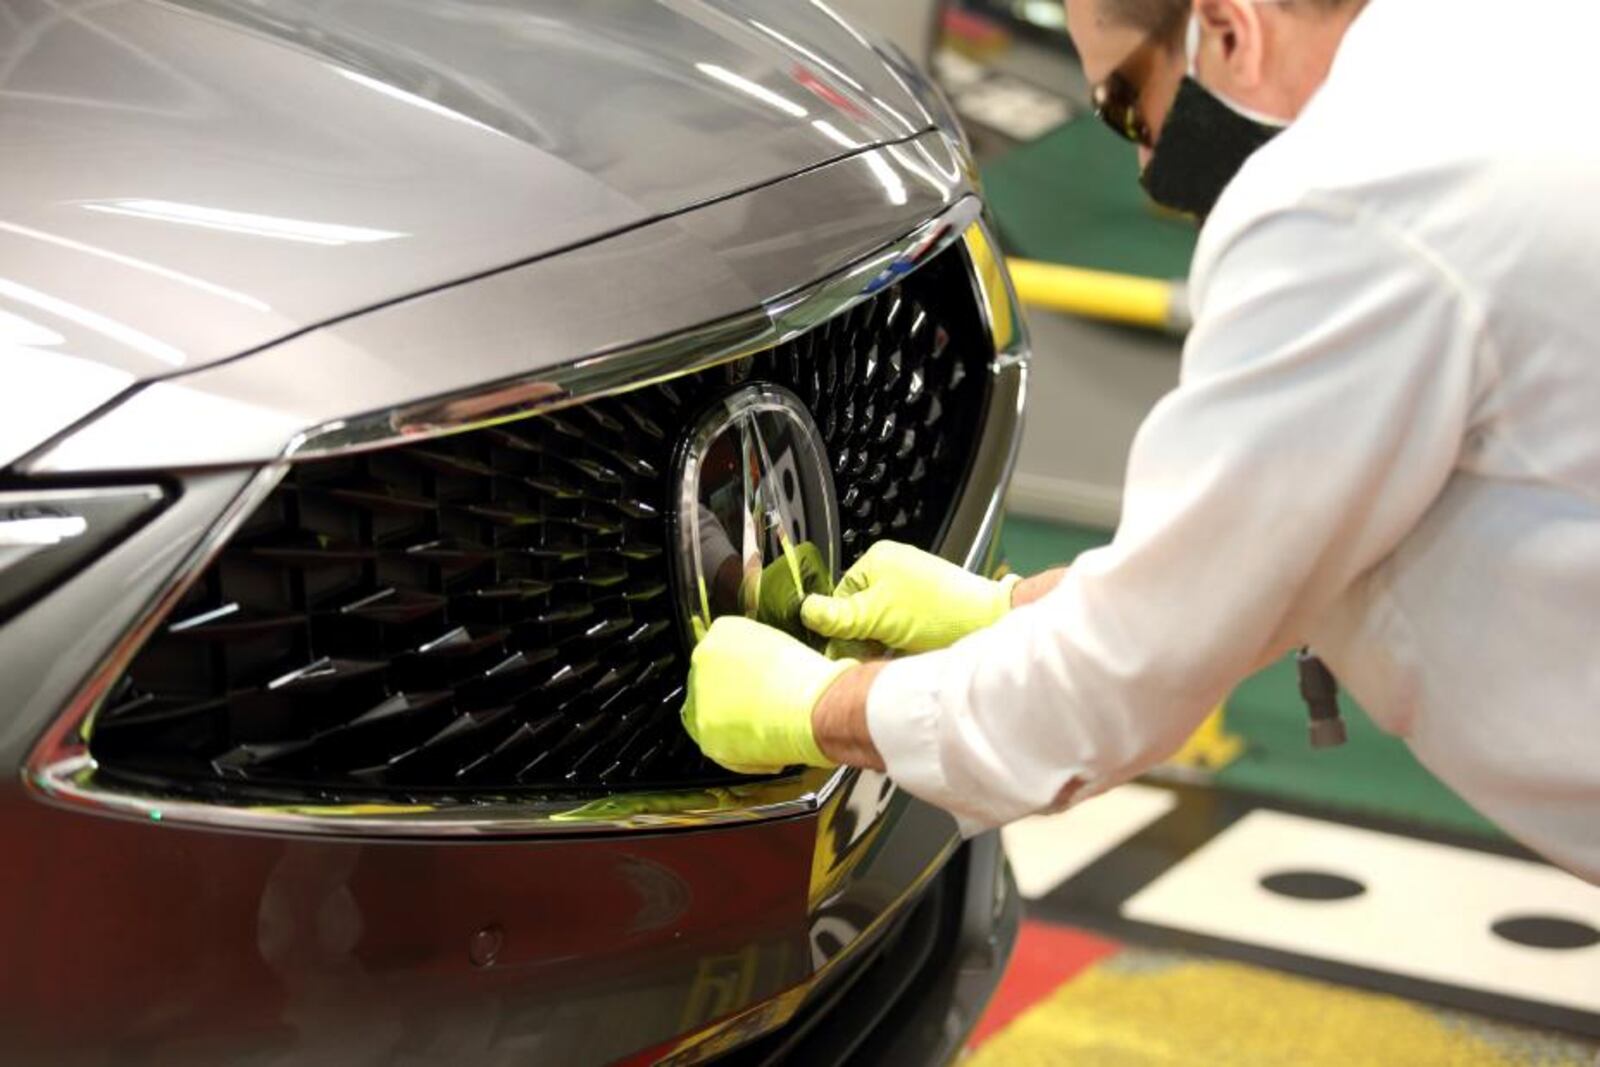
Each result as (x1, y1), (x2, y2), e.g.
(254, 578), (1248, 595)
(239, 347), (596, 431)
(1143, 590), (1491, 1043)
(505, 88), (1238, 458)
(1002, 783), (1178, 900)
(1122, 810), (1600, 1013)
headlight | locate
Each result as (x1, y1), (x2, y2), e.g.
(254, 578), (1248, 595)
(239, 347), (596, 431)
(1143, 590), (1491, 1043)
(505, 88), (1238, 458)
(0, 486), (166, 622)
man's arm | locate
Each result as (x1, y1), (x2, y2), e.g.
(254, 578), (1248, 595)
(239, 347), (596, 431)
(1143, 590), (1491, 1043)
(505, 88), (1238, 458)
(812, 656), (1089, 809)
(809, 567), (1067, 759)
(812, 661), (887, 770)
(1011, 569), (1067, 607)
(816, 202), (1482, 830)
(810, 567), (1066, 768)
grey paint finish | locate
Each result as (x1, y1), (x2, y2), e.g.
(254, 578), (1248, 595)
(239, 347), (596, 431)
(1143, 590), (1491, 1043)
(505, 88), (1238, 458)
(0, 0), (928, 388)
(0, 470), (256, 764)
(30, 132), (974, 473)
(827, 0), (943, 65)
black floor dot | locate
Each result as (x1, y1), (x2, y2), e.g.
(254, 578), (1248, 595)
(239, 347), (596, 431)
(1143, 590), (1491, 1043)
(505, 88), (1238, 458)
(1259, 870), (1366, 902)
(1491, 915), (1600, 951)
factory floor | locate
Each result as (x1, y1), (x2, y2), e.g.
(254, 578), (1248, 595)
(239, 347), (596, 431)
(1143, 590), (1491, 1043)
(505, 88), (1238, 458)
(954, 527), (1600, 1066)
(968, 772), (1600, 1064)
(948, 22), (1600, 1056)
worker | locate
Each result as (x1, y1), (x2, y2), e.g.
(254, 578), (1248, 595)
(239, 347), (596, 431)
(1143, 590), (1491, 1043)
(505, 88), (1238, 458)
(681, 0), (1600, 885)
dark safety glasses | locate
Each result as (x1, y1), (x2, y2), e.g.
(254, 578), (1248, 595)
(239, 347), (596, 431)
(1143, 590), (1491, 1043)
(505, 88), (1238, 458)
(1091, 70), (1154, 148)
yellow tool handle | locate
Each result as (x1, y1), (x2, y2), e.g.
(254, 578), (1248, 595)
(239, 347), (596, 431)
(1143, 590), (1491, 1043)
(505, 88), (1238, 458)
(1007, 258), (1191, 335)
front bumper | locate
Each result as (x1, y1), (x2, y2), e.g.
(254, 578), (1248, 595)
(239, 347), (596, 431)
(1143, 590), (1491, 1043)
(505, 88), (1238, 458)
(696, 834), (1021, 1067)
(0, 763), (1016, 1066)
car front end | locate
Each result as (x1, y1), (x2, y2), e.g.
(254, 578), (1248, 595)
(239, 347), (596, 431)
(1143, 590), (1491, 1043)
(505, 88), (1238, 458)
(0, 3), (1026, 1063)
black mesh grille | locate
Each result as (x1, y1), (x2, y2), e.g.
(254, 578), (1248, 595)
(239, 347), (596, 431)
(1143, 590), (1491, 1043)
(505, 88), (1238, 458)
(90, 245), (992, 801)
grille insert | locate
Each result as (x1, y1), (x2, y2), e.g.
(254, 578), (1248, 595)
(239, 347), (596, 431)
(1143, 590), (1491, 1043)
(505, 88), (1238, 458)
(90, 246), (992, 801)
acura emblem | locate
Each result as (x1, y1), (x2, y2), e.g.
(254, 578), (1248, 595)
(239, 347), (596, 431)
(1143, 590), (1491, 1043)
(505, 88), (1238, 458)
(671, 385), (840, 648)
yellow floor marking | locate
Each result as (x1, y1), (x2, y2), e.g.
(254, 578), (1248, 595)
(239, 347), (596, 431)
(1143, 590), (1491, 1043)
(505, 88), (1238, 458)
(1162, 703), (1246, 776)
(966, 951), (1597, 1067)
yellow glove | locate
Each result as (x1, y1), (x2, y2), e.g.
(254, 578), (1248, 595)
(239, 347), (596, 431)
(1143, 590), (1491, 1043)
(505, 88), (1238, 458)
(680, 616), (857, 774)
(800, 540), (1021, 653)
(744, 540), (833, 647)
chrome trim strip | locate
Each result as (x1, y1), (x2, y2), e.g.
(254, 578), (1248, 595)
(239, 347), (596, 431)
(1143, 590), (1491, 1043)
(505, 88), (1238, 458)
(961, 359), (1028, 574)
(285, 197), (983, 462)
(948, 214), (1031, 574)
(284, 309), (771, 462)
(23, 464), (288, 810)
(24, 198), (1022, 839)
(30, 754), (850, 838)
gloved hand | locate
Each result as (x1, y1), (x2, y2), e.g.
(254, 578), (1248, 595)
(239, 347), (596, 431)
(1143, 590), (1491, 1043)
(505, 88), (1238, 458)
(680, 616), (858, 774)
(800, 541), (1022, 653)
(746, 540), (833, 644)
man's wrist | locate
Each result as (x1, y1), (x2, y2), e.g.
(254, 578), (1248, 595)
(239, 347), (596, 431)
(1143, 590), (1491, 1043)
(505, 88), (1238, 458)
(811, 660), (888, 771)
(995, 572), (1023, 614)
(1011, 567), (1068, 608)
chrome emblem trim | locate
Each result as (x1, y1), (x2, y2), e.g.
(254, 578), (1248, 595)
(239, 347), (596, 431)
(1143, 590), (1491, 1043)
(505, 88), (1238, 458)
(671, 386), (840, 650)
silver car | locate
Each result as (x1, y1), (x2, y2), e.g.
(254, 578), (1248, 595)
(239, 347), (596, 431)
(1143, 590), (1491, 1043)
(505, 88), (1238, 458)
(0, 2), (1028, 1063)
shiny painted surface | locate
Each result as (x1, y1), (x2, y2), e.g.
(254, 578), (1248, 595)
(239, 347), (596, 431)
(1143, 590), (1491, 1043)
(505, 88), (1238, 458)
(0, 461), (1010, 1063)
(26, 139), (976, 474)
(0, 768), (981, 1066)
(0, 472), (257, 762)
(0, 0), (936, 465)
(0, 485), (165, 623)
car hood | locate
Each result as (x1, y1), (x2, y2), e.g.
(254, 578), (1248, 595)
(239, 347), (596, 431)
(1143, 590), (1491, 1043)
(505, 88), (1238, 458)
(1, 0), (934, 462)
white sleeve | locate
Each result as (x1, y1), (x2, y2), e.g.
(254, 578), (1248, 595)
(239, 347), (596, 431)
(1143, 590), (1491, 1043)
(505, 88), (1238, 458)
(867, 203), (1485, 828)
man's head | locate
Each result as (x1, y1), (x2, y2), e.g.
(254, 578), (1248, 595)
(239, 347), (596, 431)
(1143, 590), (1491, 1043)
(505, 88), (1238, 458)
(1066, 0), (1368, 168)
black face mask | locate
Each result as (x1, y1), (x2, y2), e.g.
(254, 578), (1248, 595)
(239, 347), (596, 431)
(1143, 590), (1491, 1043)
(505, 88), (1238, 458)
(1140, 75), (1284, 221)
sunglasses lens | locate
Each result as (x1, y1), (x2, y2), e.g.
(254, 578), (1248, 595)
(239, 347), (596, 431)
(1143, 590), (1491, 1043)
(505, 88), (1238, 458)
(1093, 76), (1146, 147)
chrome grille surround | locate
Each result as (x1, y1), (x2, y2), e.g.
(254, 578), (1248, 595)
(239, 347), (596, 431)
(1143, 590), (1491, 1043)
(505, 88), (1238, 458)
(25, 201), (1030, 836)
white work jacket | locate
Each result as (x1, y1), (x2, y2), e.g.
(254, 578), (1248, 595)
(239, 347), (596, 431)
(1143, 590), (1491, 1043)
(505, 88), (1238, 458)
(868, 0), (1600, 882)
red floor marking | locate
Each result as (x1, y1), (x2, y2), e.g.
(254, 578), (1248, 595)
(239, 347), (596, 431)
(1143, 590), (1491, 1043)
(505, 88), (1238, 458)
(968, 919), (1123, 1048)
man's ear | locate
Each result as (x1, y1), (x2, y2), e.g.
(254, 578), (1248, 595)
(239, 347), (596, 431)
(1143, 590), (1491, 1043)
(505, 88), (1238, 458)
(1194, 0), (1268, 89)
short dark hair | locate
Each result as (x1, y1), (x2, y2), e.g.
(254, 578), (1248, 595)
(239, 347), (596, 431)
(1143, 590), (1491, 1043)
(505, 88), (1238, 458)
(1098, 0), (1189, 44)
(1098, 0), (1361, 45)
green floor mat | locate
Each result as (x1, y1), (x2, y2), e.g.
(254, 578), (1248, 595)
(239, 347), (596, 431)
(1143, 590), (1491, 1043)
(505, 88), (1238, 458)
(1000, 514), (1110, 573)
(999, 515), (1503, 840)
(980, 118), (1198, 278)
(1222, 658), (1500, 838)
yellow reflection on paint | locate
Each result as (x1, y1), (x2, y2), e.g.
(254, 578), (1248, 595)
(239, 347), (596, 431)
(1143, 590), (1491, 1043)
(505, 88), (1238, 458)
(807, 771), (890, 911)
(962, 222), (1017, 352)
(250, 802), (437, 817)
(548, 788), (743, 824)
